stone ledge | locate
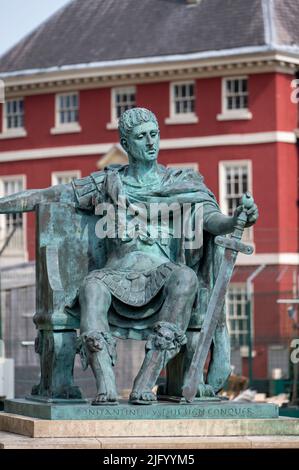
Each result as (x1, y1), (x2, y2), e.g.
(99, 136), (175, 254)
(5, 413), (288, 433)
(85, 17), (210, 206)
(1, 431), (299, 449)
(0, 412), (298, 439)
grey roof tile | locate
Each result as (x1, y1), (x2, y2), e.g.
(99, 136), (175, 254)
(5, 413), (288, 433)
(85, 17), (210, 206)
(273, 1), (299, 47)
(0, 0), (298, 75)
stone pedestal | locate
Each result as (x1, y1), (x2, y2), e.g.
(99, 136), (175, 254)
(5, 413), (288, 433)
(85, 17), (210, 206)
(4, 398), (278, 421)
(1, 399), (299, 449)
(1, 412), (299, 438)
(1, 431), (299, 449)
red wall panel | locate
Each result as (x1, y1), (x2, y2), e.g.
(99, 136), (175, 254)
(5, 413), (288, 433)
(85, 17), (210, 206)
(0, 139), (293, 258)
(276, 73), (298, 131)
(0, 72), (289, 153)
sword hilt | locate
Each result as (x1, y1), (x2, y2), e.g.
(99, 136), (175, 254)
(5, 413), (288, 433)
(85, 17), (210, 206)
(232, 192), (254, 240)
(215, 192), (254, 255)
(215, 236), (253, 255)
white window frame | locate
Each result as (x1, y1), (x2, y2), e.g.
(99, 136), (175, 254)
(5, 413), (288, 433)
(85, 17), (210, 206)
(51, 92), (81, 135)
(51, 170), (81, 186)
(0, 98), (27, 139)
(107, 86), (136, 130)
(167, 162), (199, 171)
(165, 81), (198, 125)
(217, 76), (252, 121)
(218, 159), (253, 243)
(0, 174), (27, 258)
(227, 282), (254, 354)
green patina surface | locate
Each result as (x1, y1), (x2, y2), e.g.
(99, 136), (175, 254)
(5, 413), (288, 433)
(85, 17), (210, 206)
(4, 399), (278, 421)
(0, 108), (260, 413)
(279, 406), (299, 418)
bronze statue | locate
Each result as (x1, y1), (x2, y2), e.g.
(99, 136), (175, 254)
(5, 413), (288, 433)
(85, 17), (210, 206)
(0, 108), (258, 405)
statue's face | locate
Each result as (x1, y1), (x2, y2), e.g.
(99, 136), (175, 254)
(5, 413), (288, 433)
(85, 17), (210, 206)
(122, 121), (160, 163)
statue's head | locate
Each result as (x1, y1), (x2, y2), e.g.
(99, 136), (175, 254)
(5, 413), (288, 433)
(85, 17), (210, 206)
(119, 107), (160, 163)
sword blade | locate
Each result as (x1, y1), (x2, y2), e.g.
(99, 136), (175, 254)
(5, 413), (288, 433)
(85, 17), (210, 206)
(182, 248), (237, 402)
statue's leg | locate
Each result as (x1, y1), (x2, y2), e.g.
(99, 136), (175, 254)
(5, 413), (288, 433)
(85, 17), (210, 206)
(130, 266), (198, 404)
(79, 277), (118, 405)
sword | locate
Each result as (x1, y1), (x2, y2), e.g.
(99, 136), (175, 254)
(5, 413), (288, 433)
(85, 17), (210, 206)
(182, 192), (254, 402)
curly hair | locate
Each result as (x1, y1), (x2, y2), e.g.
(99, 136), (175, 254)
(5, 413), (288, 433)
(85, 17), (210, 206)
(118, 107), (158, 139)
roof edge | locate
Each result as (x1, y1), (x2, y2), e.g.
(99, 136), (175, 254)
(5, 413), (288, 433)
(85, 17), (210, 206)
(0, 45), (275, 79)
(1, 46), (299, 86)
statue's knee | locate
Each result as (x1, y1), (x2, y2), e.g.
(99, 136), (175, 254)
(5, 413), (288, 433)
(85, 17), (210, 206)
(79, 276), (111, 303)
(169, 266), (198, 296)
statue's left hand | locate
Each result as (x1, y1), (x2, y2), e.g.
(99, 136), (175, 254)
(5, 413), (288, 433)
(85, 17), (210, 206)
(234, 198), (259, 227)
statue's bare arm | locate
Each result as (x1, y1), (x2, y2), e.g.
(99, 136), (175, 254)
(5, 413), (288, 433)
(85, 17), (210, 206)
(203, 201), (258, 235)
(0, 183), (76, 213)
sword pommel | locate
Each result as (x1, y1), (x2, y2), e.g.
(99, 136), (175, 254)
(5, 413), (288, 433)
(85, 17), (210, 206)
(242, 192), (254, 209)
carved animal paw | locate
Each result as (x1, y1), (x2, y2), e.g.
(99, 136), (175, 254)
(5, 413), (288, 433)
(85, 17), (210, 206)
(129, 390), (157, 405)
(85, 335), (104, 353)
(196, 383), (215, 398)
(92, 392), (118, 406)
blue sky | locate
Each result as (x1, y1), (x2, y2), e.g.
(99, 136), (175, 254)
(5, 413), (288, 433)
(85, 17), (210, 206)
(0, 0), (71, 56)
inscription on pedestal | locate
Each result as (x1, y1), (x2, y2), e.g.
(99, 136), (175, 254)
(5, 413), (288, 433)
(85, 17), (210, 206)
(83, 405), (256, 419)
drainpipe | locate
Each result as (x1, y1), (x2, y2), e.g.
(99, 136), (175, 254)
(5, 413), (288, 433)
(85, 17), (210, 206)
(246, 264), (266, 386)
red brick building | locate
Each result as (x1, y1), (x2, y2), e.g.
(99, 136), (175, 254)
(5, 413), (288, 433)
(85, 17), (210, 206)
(0, 0), (298, 386)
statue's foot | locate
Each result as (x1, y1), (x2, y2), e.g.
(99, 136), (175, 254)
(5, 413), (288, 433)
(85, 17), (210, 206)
(129, 390), (157, 405)
(196, 384), (215, 398)
(92, 392), (118, 406)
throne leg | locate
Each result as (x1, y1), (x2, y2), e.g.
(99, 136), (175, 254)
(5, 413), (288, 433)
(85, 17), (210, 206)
(31, 329), (84, 401)
(163, 331), (195, 398)
(162, 349), (185, 397)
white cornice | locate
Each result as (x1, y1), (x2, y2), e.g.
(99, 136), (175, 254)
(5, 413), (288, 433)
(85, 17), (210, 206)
(159, 131), (296, 149)
(0, 143), (113, 162)
(0, 131), (296, 162)
(1, 49), (299, 97)
(1, 46), (299, 80)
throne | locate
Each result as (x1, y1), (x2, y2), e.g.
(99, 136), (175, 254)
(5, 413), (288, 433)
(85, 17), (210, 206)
(31, 202), (230, 401)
